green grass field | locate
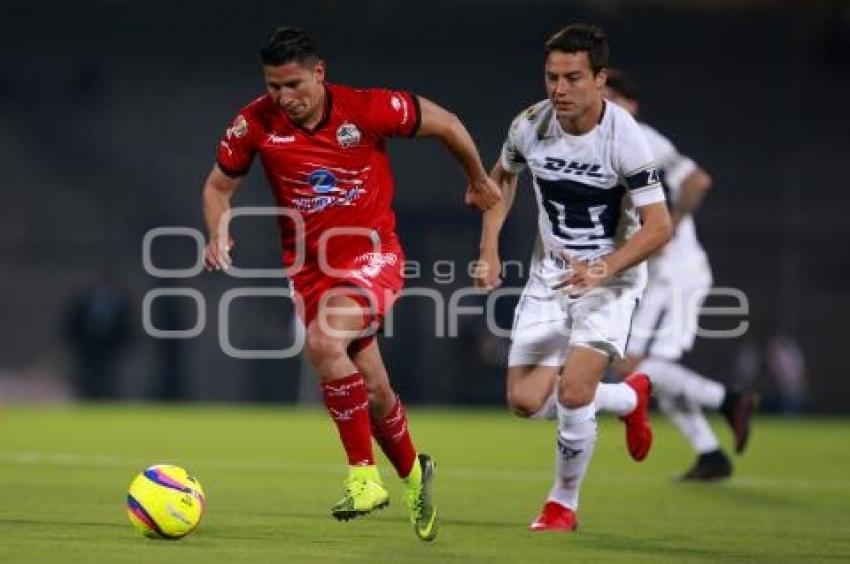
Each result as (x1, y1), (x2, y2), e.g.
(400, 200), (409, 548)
(0, 406), (848, 563)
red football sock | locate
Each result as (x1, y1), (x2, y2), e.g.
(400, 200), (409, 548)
(371, 396), (417, 478)
(321, 373), (374, 466)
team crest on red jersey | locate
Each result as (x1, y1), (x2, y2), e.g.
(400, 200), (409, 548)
(227, 115), (248, 139)
(336, 122), (361, 148)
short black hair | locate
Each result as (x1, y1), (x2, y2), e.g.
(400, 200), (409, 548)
(260, 27), (319, 66)
(605, 68), (639, 101)
(545, 23), (609, 74)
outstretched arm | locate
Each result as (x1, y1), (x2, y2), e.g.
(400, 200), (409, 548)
(415, 96), (501, 211)
(202, 164), (242, 271)
(671, 166), (712, 228)
(474, 160), (519, 290)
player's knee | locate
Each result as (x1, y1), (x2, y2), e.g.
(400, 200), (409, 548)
(506, 386), (544, 418)
(304, 326), (347, 363)
(557, 382), (595, 409)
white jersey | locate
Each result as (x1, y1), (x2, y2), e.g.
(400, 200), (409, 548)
(639, 123), (711, 285)
(501, 100), (666, 297)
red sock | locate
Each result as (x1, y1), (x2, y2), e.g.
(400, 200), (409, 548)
(371, 396), (417, 478)
(322, 373), (374, 466)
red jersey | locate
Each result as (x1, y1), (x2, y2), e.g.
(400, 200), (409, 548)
(215, 83), (420, 274)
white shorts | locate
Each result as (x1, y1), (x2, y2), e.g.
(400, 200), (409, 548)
(626, 277), (711, 360)
(508, 283), (642, 367)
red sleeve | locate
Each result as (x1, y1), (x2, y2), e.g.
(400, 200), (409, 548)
(360, 89), (421, 139)
(216, 112), (258, 177)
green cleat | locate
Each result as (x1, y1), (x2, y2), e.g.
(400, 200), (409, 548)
(331, 466), (390, 521)
(404, 453), (438, 541)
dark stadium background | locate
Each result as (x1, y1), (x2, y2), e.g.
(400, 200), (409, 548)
(2, 0), (848, 411)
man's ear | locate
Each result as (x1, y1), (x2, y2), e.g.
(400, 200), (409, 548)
(313, 60), (326, 83)
(595, 68), (608, 89)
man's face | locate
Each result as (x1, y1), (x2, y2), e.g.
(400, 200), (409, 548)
(545, 51), (606, 121)
(602, 86), (639, 117)
(263, 59), (326, 124)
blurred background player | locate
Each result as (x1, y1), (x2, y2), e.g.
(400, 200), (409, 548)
(63, 270), (133, 399)
(601, 69), (758, 480)
(201, 27), (500, 540)
(474, 24), (672, 531)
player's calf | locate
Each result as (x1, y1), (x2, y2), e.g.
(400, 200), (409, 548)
(507, 388), (550, 418)
(365, 380), (396, 419)
(506, 377), (557, 418)
(720, 391), (759, 454)
(506, 365), (560, 418)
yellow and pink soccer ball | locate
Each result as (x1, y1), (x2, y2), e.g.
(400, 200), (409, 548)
(126, 464), (206, 539)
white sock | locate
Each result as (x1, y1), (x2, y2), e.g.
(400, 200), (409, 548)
(657, 393), (720, 454)
(593, 382), (637, 417)
(547, 402), (597, 510)
(638, 357), (725, 409)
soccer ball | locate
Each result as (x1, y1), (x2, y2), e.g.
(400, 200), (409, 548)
(126, 464), (206, 539)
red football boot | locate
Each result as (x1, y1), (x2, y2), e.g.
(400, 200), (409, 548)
(621, 373), (653, 462)
(529, 501), (578, 532)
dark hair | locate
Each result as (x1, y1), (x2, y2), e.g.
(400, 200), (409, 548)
(605, 68), (639, 101)
(260, 27), (319, 66)
(545, 23), (609, 74)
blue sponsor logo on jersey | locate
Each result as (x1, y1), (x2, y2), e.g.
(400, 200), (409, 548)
(295, 169), (366, 214)
(308, 169), (339, 194)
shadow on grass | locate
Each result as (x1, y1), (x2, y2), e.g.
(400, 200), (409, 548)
(0, 518), (125, 529)
(673, 479), (817, 511)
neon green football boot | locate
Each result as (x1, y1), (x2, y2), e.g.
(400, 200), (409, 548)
(404, 453), (438, 541)
(331, 465), (389, 521)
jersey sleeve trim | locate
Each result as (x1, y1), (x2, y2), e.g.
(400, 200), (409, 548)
(630, 184), (666, 208)
(500, 149), (526, 174)
(216, 159), (250, 178)
(624, 163), (661, 191)
(405, 94), (422, 138)
(500, 111), (529, 174)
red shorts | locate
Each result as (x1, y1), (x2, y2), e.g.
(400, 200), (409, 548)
(290, 245), (405, 332)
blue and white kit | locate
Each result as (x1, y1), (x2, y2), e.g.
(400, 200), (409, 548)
(501, 100), (666, 365)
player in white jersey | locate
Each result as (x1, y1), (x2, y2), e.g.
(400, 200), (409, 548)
(601, 69), (758, 480)
(473, 24), (673, 532)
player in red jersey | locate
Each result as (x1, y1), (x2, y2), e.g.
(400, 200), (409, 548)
(201, 27), (500, 541)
